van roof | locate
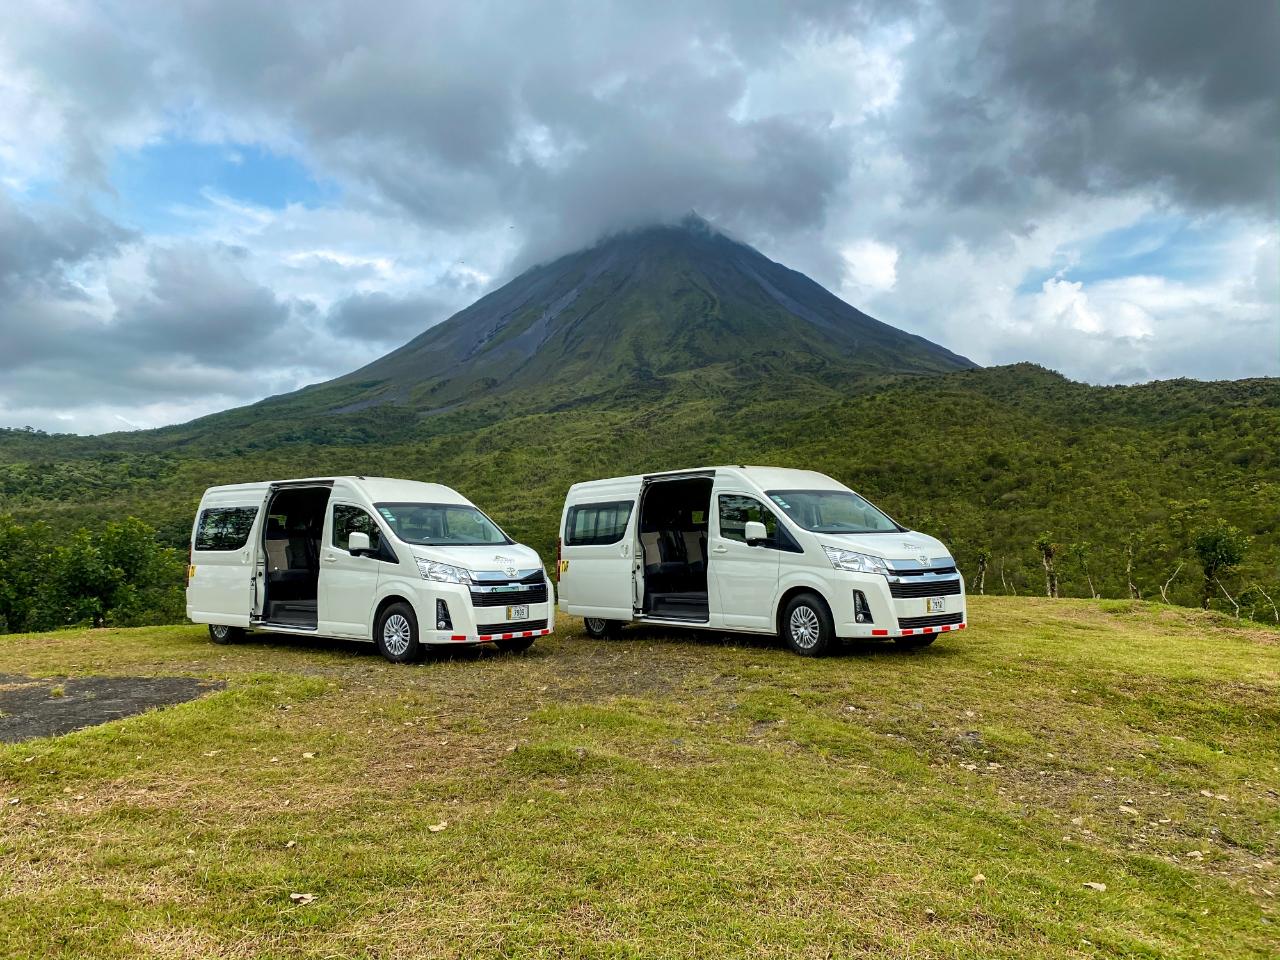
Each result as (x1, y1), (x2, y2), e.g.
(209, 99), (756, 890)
(566, 466), (848, 495)
(199, 476), (471, 505)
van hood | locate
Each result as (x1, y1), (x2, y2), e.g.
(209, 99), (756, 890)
(810, 530), (953, 567)
(408, 541), (544, 577)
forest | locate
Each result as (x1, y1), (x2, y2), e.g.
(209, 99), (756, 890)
(0, 363), (1276, 632)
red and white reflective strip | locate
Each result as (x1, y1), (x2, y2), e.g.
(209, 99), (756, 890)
(443, 628), (553, 643)
(870, 622), (966, 638)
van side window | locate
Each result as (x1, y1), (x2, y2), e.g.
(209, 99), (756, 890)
(566, 500), (634, 546)
(716, 495), (802, 552)
(717, 495), (777, 543)
(194, 506), (258, 551)
(333, 505), (383, 553)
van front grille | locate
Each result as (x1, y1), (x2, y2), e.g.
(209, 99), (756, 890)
(470, 584), (548, 607)
(888, 565), (958, 577)
(889, 578), (963, 599)
(476, 618), (547, 636)
(896, 612), (964, 629)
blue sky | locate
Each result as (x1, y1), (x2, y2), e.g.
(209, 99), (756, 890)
(105, 140), (338, 231)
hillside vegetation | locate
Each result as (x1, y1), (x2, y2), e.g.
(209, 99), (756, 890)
(2, 363), (1277, 625)
(1, 598), (1277, 958)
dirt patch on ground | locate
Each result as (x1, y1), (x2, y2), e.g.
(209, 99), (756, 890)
(0, 674), (226, 743)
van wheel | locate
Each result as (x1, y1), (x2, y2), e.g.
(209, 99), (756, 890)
(781, 593), (835, 656)
(375, 602), (423, 664)
(895, 633), (937, 650)
(496, 636), (536, 653)
(583, 617), (621, 639)
(209, 624), (244, 644)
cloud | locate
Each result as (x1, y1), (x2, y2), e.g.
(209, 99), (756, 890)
(326, 291), (451, 343)
(0, 0), (1275, 433)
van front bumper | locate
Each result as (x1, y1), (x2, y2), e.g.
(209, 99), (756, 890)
(828, 573), (967, 640)
(427, 625), (553, 645)
(415, 579), (555, 645)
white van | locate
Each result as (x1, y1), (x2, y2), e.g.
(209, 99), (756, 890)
(556, 466), (965, 655)
(186, 476), (553, 662)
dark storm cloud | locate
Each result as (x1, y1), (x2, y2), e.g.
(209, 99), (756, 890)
(0, 193), (132, 296)
(327, 291), (451, 343)
(902, 0), (1280, 221)
(0, 0), (1275, 431)
(113, 244), (293, 364)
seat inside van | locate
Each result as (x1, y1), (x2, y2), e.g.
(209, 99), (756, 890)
(638, 476), (712, 620)
(261, 486), (330, 627)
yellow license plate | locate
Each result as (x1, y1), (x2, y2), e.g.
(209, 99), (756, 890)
(926, 597), (945, 613)
(506, 604), (529, 620)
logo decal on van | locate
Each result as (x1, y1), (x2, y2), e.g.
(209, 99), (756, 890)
(494, 555), (518, 578)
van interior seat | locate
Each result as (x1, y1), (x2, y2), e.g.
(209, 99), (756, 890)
(639, 477), (712, 620)
(261, 488), (331, 622)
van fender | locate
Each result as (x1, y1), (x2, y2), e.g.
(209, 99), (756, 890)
(771, 572), (837, 636)
(367, 581), (430, 643)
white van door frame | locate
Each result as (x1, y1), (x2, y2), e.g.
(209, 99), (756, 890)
(709, 485), (782, 630)
(637, 470), (717, 622)
(318, 497), (385, 638)
(190, 489), (272, 628)
(252, 480), (334, 627)
(563, 494), (639, 620)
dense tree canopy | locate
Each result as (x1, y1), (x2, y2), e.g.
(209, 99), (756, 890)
(1, 364), (1277, 627)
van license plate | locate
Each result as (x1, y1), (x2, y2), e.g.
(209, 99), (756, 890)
(506, 604), (529, 620)
(926, 597), (946, 613)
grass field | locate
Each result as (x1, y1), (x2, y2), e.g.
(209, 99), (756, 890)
(1, 597), (1277, 958)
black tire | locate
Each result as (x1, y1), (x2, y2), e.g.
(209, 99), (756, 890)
(582, 617), (622, 639)
(208, 624), (245, 644)
(375, 602), (424, 664)
(895, 633), (937, 650)
(495, 636), (536, 653)
(780, 593), (836, 656)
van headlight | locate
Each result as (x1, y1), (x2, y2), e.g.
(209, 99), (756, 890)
(415, 559), (472, 584)
(822, 546), (889, 577)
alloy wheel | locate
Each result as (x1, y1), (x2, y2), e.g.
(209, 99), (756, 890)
(383, 613), (412, 657)
(788, 605), (821, 649)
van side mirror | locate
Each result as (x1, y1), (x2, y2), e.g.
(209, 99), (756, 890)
(348, 531), (371, 555)
(744, 520), (768, 545)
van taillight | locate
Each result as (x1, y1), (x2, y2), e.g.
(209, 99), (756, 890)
(555, 536), (562, 581)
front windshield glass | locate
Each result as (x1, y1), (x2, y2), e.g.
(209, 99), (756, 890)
(374, 502), (511, 546)
(765, 489), (902, 534)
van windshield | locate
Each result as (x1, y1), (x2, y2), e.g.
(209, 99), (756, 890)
(765, 489), (903, 534)
(374, 502), (511, 546)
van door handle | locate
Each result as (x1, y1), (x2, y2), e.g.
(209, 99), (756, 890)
(323, 554), (338, 563)
(712, 545), (728, 554)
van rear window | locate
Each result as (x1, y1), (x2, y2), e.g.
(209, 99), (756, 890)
(194, 506), (258, 551)
(566, 500), (633, 546)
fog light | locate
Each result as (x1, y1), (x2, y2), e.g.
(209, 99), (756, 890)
(436, 599), (452, 630)
(853, 591), (873, 624)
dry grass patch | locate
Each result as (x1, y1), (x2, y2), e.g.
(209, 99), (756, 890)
(0, 597), (1277, 958)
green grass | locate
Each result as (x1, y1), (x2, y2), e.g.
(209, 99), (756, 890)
(1, 597), (1277, 958)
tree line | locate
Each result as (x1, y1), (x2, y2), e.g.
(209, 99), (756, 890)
(0, 508), (1274, 635)
(961, 518), (1276, 623)
(0, 516), (185, 634)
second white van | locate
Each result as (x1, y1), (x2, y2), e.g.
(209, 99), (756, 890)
(556, 466), (966, 655)
(187, 476), (553, 662)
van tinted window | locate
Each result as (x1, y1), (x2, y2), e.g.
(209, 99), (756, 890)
(717, 495), (802, 553)
(332, 504), (383, 552)
(717, 495), (778, 543)
(566, 500), (634, 546)
(194, 506), (258, 551)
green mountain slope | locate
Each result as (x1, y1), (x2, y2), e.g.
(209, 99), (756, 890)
(1, 220), (1277, 619)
